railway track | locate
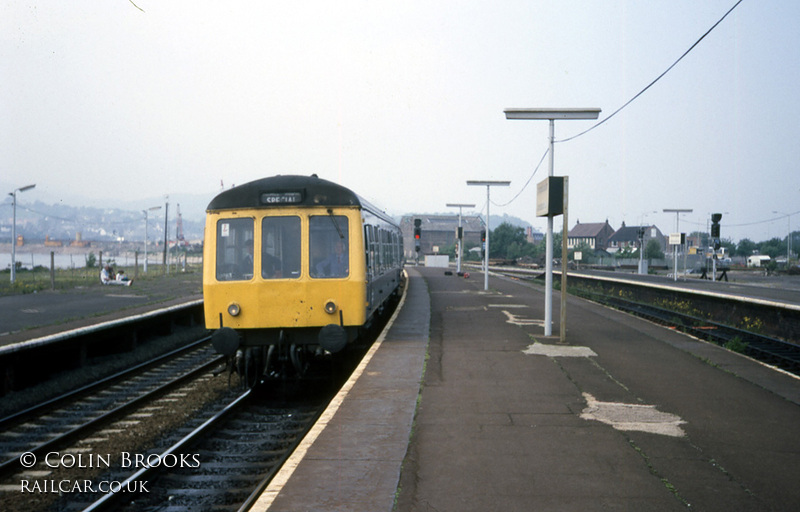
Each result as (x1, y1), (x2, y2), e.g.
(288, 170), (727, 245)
(0, 337), (222, 480)
(594, 291), (800, 375)
(79, 388), (327, 511)
(2, 337), (375, 511)
(494, 268), (800, 376)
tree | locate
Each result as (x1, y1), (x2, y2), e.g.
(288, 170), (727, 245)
(645, 239), (664, 260)
(736, 238), (757, 257)
(759, 238), (785, 259)
(489, 222), (527, 259)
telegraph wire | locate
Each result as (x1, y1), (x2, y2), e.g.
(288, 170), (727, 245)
(556, 0), (744, 144)
(493, 0), (745, 211)
(491, 147), (549, 208)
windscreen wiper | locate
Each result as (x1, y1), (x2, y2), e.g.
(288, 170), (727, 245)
(327, 209), (345, 239)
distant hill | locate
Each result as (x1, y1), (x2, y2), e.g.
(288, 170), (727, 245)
(0, 198), (207, 244)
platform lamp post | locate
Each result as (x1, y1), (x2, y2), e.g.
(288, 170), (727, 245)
(446, 202), (475, 274)
(9, 183), (36, 284)
(467, 181), (510, 291)
(504, 108), (601, 338)
(162, 197), (170, 275)
(143, 205), (162, 274)
(772, 211), (792, 264)
(663, 208), (693, 282)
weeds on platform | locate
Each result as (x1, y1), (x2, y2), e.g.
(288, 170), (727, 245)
(724, 336), (749, 354)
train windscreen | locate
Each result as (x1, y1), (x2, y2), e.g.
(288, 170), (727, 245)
(310, 215), (349, 278)
(216, 218), (254, 281)
(261, 216), (301, 279)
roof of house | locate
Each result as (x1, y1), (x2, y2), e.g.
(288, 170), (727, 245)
(568, 221), (612, 238)
(608, 224), (646, 243)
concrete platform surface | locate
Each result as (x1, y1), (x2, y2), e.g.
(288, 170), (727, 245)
(257, 265), (800, 512)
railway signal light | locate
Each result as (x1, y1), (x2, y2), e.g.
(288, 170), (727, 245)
(711, 213), (722, 239)
(480, 229), (486, 243)
(414, 227), (421, 240)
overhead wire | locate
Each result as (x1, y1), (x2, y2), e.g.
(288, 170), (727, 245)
(491, 147), (549, 208)
(556, 0), (744, 144)
(494, 0), (745, 212)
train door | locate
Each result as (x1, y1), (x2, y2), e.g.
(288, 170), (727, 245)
(364, 223), (375, 308)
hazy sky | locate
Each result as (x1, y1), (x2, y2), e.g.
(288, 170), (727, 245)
(3, 1), (798, 242)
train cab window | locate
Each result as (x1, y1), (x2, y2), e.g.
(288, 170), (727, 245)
(310, 215), (349, 278)
(216, 218), (254, 281)
(261, 216), (301, 279)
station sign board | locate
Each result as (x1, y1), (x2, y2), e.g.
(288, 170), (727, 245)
(536, 176), (565, 217)
(669, 233), (686, 246)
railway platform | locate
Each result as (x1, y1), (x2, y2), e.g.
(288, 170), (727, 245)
(4, 265), (800, 510)
(0, 272), (202, 346)
(259, 266), (800, 512)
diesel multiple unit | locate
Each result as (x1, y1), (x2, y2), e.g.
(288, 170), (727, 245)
(203, 174), (403, 379)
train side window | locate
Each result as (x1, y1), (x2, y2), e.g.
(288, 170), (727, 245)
(310, 215), (349, 278)
(262, 216), (301, 279)
(364, 225), (372, 277)
(216, 218), (254, 281)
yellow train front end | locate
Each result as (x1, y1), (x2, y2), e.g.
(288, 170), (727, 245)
(203, 206), (367, 357)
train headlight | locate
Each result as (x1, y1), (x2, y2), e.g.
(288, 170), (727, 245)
(324, 300), (337, 314)
(227, 303), (241, 317)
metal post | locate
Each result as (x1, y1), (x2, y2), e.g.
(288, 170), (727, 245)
(11, 192), (17, 284)
(560, 176), (569, 343)
(457, 212), (463, 273)
(484, 185), (490, 291)
(467, 182), (509, 292)
(447, 203), (475, 274)
(545, 119), (555, 336)
(144, 211), (149, 274)
(504, 108), (601, 337)
(163, 199), (169, 275)
(9, 184), (36, 284)
(143, 205), (161, 274)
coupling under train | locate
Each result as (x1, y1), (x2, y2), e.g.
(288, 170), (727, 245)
(203, 174), (404, 380)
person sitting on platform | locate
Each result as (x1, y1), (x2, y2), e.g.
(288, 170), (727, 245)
(101, 263), (132, 286)
(115, 269), (133, 285)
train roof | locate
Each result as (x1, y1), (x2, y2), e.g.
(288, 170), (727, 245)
(207, 175), (398, 226)
(207, 175), (362, 211)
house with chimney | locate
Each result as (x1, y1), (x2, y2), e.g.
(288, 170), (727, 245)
(567, 220), (615, 251)
(607, 222), (667, 254)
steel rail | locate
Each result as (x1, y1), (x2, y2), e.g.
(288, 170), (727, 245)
(81, 389), (252, 512)
(0, 335), (212, 430)
(0, 348), (223, 477)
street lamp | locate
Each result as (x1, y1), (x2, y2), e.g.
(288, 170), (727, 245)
(162, 197), (170, 275)
(773, 211), (793, 264)
(9, 183), (36, 284)
(504, 108), (601, 338)
(143, 205), (162, 273)
(467, 181), (510, 291)
(446, 202), (475, 274)
(663, 208), (693, 281)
